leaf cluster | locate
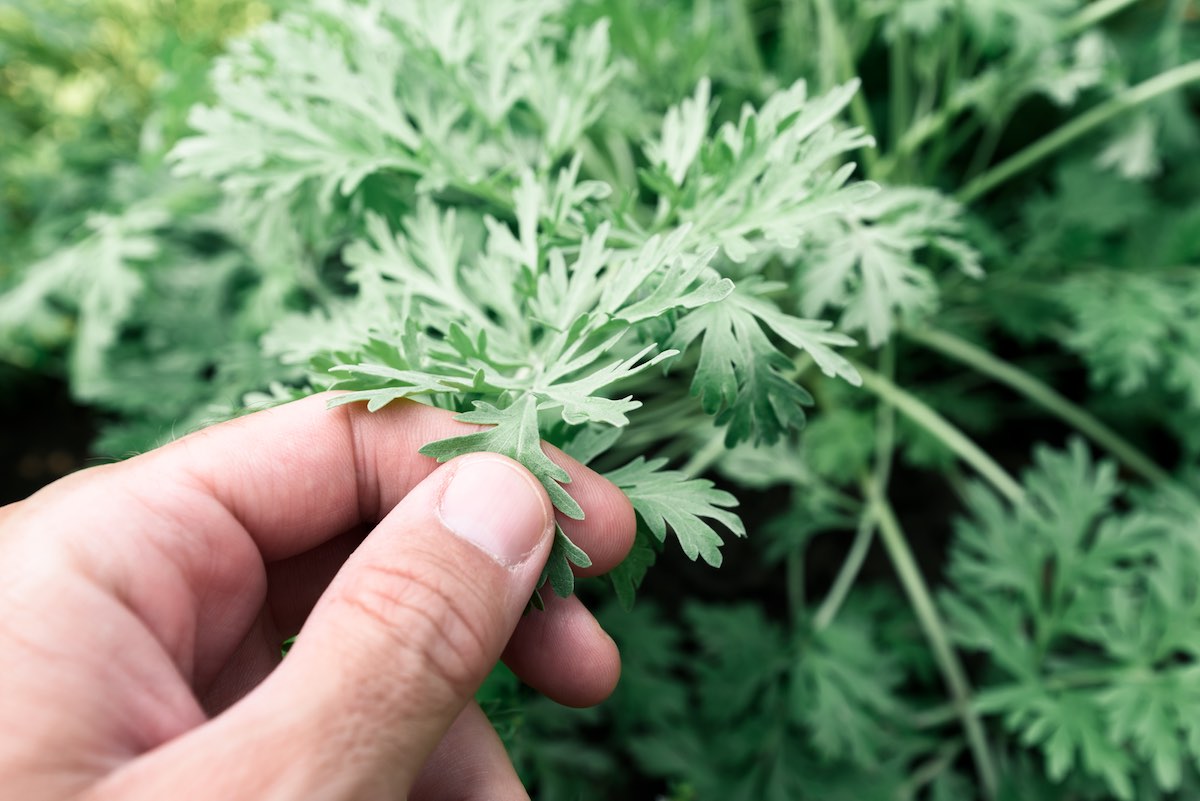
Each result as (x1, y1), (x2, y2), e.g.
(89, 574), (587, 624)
(943, 442), (1200, 798)
(6, 0), (1200, 798)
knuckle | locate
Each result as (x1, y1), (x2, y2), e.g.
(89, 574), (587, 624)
(335, 559), (492, 697)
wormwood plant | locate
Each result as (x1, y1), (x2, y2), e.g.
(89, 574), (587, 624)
(5, 0), (1200, 798)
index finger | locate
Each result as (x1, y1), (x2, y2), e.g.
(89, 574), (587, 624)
(155, 393), (634, 571)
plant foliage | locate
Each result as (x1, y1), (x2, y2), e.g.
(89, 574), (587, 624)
(5, 0), (1200, 798)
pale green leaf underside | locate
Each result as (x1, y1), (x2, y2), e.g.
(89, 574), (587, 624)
(419, 395), (595, 599)
(606, 456), (744, 567)
(419, 395), (583, 520)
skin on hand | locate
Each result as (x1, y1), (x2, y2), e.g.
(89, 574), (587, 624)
(0, 394), (635, 801)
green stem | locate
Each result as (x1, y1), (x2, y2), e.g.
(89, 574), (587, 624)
(681, 429), (728, 477)
(777, 0), (809, 81)
(879, 73), (992, 175)
(873, 342), (898, 491)
(914, 666), (1132, 729)
(603, 129), (638, 192)
(614, 399), (702, 454)
(1063, 0), (1143, 36)
(943, 0), (964, 107)
(854, 362), (1025, 504)
(813, 0), (878, 174)
(887, 0), (1169, 176)
(1160, 0), (1189, 69)
(866, 482), (998, 799)
(915, 0), (967, 181)
(907, 327), (1174, 486)
(901, 740), (965, 797)
(786, 545), (806, 624)
(958, 60), (1200, 203)
(964, 118), (1007, 183)
(732, 0), (767, 89)
(812, 346), (898, 630)
(921, 107), (984, 184)
(812, 511), (875, 630)
(889, 27), (912, 160)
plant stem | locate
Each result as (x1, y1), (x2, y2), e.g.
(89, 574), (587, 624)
(813, 0), (878, 174)
(681, 428), (728, 477)
(880, 72), (992, 175)
(889, 27), (912, 161)
(963, 118), (1007, 183)
(866, 481), (998, 799)
(913, 666), (1134, 729)
(777, 0), (809, 82)
(814, 344), (901, 630)
(1159, 0), (1189, 70)
(1063, 0), (1143, 37)
(958, 59), (1200, 203)
(943, 0), (964, 109)
(907, 327), (1174, 486)
(853, 362), (1025, 504)
(886, 0), (1143, 177)
(917, 4), (965, 180)
(873, 342), (898, 490)
(732, 0), (767, 89)
(786, 544), (806, 625)
(901, 740), (965, 797)
(812, 511), (875, 630)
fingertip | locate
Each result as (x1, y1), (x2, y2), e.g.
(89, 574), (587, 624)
(409, 703), (529, 801)
(502, 593), (621, 708)
(339, 397), (637, 576)
(554, 461), (637, 577)
(234, 451), (557, 791)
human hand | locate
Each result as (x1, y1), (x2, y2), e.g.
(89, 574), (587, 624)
(0, 394), (635, 800)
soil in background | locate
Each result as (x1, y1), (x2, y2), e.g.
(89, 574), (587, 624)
(1, 369), (95, 505)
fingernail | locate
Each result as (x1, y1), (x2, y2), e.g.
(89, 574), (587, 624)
(438, 457), (551, 565)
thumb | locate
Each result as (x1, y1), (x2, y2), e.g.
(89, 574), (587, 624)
(109, 453), (556, 800)
(276, 452), (555, 793)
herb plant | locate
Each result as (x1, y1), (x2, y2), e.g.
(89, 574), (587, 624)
(5, 0), (1200, 798)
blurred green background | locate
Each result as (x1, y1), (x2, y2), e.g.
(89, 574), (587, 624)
(1, 0), (270, 269)
(5, 3), (1200, 799)
(0, 0), (269, 501)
